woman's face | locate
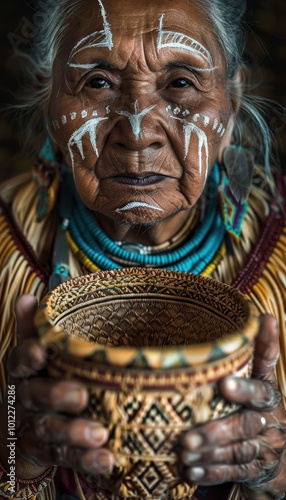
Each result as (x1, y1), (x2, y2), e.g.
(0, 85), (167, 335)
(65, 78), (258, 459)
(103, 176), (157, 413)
(48, 0), (233, 243)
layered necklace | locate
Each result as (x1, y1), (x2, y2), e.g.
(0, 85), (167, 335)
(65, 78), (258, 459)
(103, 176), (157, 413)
(55, 164), (227, 278)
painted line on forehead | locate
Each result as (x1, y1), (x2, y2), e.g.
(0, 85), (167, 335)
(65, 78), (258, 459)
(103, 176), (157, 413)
(67, 116), (108, 170)
(67, 0), (113, 69)
(117, 101), (156, 140)
(157, 14), (216, 71)
(115, 202), (164, 213)
(171, 116), (209, 181)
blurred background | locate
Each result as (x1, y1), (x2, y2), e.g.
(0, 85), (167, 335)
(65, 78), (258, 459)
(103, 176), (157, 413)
(0, 0), (285, 183)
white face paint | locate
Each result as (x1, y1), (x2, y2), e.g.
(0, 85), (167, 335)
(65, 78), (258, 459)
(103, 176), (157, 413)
(117, 100), (156, 140)
(81, 110), (88, 118)
(115, 202), (164, 213)
(173, 107), (181, 115)
(67, 0), (113, 69)
(217, 123), (223, 134)
(157, 14), (217, 71)
(203, 116), (210, 127)
(67, 117), (108, 170)
(61, 115), (67, 125)
(53, 120), (60, 130)
(212, 119), (218, 131)
(70, 112), (77, 120)
(193, 114), (200, 122)
(172, 116), (209, 182)
(182, 109), (190, 117)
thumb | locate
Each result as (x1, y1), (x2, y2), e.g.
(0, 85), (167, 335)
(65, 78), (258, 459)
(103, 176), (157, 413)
(252, 315), (280, 381)
(15, 294), (39, 341)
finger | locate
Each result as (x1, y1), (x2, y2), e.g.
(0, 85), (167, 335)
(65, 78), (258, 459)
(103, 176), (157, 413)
(15, 294), (39, 341)
(181, 428), (284, 467)
(18, 431), (114, 476)
(17, 379), (88, 414)
(8, 339), (47, 378)
(180, 410), (265, 451)
(252, 315), (279, 380)
(181, 439), (261, 466)
(182, 461), (264, 486)
(220, 377), (281, 411)
(32, 414), (109, 448)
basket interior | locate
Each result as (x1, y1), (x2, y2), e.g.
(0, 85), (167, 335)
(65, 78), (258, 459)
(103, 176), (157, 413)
(48, 273), (248, 348)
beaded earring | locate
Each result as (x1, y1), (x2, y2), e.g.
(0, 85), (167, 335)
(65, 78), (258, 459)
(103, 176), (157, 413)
(220, 145), (254, 241)
(33, 137), (60, 222)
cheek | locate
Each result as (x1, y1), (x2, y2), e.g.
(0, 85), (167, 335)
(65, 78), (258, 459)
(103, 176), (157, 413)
(48, 106), (110, 170)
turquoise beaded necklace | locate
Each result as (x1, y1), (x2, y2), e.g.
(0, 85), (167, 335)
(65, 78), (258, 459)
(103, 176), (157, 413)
(66, 163), (226, 273)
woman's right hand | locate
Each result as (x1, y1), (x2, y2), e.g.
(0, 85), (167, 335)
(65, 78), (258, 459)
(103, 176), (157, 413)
(0, 294), (114, 480)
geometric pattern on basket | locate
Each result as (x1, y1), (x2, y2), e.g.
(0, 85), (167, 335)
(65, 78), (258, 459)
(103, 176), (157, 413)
(35, 268), (259, 370)
(47, 345), (253, 499)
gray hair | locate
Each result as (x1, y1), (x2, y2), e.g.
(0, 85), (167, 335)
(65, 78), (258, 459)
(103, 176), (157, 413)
(13, 0), (275, 177)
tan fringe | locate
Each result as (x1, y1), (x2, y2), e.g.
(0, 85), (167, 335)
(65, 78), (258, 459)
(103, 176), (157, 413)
(0, 171), (285, 500)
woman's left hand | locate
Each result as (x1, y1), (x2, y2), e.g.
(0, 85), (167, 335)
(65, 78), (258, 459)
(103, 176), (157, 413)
(179, 315), (286, 499)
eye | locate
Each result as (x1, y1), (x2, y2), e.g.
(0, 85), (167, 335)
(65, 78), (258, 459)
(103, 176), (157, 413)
(86, 76), (111, 89)
(169, 78), (191, 88)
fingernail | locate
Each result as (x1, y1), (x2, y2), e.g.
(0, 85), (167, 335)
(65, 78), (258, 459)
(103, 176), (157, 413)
(182, 451), (202, 464)
(95, 451), (114, 474)
(89, 425), (108, 444)
(185, 433), (204, 450)
(62, 388), (85, 406)
(190, 467), (205, 481)
(224, 377), (239, 391)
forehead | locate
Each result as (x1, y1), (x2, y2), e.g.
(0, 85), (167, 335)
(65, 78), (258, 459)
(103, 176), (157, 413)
(63, 0), (221, 63)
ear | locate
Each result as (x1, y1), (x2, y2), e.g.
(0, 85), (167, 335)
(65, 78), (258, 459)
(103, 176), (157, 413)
(217, 66), (245, 164)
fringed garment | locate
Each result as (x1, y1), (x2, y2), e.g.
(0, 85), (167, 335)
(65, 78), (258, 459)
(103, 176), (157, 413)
(0, 165), (285, 500)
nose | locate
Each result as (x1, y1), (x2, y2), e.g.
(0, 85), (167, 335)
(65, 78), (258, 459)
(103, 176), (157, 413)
(110, 100), (167, 151)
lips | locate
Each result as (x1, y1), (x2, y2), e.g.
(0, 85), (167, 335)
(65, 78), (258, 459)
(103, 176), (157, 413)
(111, 174), (167, 186)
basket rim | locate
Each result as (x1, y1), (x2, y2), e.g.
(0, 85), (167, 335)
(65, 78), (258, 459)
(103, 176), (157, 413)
(34, 268), (261, 369)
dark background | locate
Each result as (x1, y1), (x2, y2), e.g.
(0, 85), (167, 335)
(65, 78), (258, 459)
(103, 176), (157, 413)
(0, 0), (285, 182)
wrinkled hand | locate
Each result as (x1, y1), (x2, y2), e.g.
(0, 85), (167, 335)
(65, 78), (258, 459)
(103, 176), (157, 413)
(2, 294), (114, 480)
(179, 316), (286, 500)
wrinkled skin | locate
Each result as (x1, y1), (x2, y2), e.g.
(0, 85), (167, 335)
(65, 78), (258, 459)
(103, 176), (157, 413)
(1, 0), (286, 498)
(47, 0), (233, 245)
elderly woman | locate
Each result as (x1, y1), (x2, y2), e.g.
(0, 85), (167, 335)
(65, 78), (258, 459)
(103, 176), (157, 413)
(0, 0), (285, 499)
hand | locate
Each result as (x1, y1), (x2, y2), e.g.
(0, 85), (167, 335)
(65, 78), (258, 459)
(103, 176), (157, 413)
(179, 316), (286, 500)
(0, 294), (114, 480)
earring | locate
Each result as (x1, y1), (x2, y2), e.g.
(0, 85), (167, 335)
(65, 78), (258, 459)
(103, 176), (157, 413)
(33, 137), (60, 222)
(220, 145), (254, 241)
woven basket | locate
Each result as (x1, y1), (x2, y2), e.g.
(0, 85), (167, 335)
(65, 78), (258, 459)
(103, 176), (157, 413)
(35, 268), (260, 500)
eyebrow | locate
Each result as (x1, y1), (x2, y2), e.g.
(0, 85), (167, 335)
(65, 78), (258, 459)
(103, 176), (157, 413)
(165, 61), (216, 74)
(157, 14), (215, 69)
(67, 60), (116, 71)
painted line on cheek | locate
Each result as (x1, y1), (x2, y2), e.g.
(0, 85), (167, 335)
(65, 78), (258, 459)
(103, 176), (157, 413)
(115, 202), (164, 213)
(171, 116), (209, 182)
(217, 123), (223, 134)
(212, 119), (218, 131)
(203, 116), (210, 127)
(67, 116), (108, 170)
